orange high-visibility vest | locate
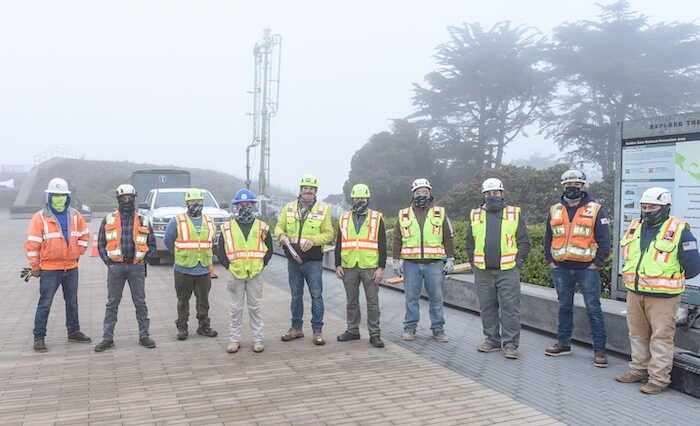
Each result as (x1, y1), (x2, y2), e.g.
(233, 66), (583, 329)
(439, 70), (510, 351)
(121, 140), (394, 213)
(25, 207), (89, 271)
(549, 202), (601, 262)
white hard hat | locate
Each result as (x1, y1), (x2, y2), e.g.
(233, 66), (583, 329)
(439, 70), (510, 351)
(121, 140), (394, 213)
(560, 169), (587, 185)
(115, 184), (137, 198)
(411, 178), (432, 192)
(481, 178), (504, 193)
(45, 178), (71, 194)
(640, 187), (672, 206)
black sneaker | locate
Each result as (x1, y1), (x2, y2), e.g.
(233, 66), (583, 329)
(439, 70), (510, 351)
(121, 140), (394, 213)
(68, 331), (92, 343)
(196, 327), (218, 337)
(139, 337), (156, 348)
(94, 340), (114, 352)
(370, 336), (385, 348)
(33, 338), (47, 353)
(177, 328), (188, 341)
(337, 331), (360, 342)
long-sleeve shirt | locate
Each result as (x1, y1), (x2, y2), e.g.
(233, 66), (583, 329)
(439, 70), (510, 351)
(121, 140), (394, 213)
(544, 192), (611, 268)
(274, 200), (334, 262)
(216, 220), (273, 270)
(392, 202), (455, 262)
(465, 206), (531, 269)
(334, 213), (387, 269)
(98, 210), (156, 265)
(164, 214), (209, 276)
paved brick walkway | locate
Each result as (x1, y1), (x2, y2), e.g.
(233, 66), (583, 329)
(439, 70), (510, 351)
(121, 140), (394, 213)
(0, 211), (558, 425)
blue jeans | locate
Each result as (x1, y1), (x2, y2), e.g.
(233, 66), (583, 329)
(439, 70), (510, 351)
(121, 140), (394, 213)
(103, 264), (150, 340)
(403, 260), (445, 333)
(551, 267), (607, 351)
(288, 260), (324, 331)
(33, 268), (81, 339)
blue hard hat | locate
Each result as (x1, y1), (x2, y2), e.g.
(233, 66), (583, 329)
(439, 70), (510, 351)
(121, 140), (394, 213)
(233, 188), (257, 204)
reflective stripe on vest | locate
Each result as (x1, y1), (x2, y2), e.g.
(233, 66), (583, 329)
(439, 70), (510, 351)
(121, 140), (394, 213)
(340, 210), (382, 269)
(398, 206), (445, 260)
(104, 211), (150, 263)
(284, 200), (327, 243)
(620, 216), (686, 294)
(470, 205), (520, 270)
(221, 219), (269, 279)
(174, 214), (215, 268)
(549, 201), (600, 262)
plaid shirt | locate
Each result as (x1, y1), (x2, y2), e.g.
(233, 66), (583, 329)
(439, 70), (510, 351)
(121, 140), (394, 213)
(98, 211), (156, 265)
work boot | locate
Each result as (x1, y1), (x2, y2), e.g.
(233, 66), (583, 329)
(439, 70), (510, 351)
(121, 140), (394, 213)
(67, 331), (92, 343)
(281, 328), (304, 341)
(544, 343), (571, 356)
(433, 330), (449, 343)
(253, 341), (265, 353)
(226, 341), (240, 353)
(615, 371), (649, 383)
(33, 338), (47, 353)
(369, 336), (385, 348)
(313, 331), (325, 346)
(504, 345), (520, 359)
(477, 342), (502, 353)
(337, 331), (360, 342)
(640, 382), (666, 395)
(177, 328), (188, 341)
(139, 337), (156, 348)
(593, 351), (608, 368)
(402, 329), (416, 341)
(94, 340), (114, 352)
(196, 326), (218, 337)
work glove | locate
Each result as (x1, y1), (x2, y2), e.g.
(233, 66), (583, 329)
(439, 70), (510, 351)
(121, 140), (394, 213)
(20, 267), (33, 283)
(392, 259), (403, 276)
(443, 258), (455, 275)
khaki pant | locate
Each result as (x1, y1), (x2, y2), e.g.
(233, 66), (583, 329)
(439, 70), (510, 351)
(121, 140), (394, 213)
(626, 291), (680, 387)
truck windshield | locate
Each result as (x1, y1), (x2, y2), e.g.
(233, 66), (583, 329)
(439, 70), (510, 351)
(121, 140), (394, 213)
(155, 192), (218, 208)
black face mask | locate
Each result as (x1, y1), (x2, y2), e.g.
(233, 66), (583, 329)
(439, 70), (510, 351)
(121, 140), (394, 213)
(352, 200), (369, 215)
(237, 205), (254, 224)
(484, 196), (505, 212)
(118, 198), (135, 214)
(187, 202), (203, 217)
(413, 195), (432, 208)
(642, 206), (670, 228)
(564, 186), (583, 200)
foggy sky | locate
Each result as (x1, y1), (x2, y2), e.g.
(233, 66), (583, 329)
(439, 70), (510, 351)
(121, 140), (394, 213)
(0, 0), (693, 198)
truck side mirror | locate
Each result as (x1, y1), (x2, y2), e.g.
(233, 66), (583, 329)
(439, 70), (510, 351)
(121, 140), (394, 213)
(219, 202), (228, 209)
(138, 202), (149, 210)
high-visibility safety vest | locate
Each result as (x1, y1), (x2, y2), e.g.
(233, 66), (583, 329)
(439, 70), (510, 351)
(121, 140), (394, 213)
(284, 200), (329, 243)
(398, 206), (445, 260)
(25, 207), (90, 271)
(549, 201), (601, 262)
(174, 213), (215, 268)
(340, 210), (383, 269)
(220, 219), (269, 279)
(620, 216), (687, 295)
(104, 211), (150, 264)
(470, 206), (520, 270)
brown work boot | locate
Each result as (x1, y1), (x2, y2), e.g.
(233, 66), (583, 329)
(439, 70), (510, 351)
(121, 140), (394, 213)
(544, 343), (571, 356)
(477, 342), (502, 353)
(504, 345), (520, 359)
(313, 331), (326, 346)
(640, 382), (666, 394)
(593, 351), (608, 368)
(253, 341), (265, 353)
(226, 341), (240, 353)
(615, 371), (648, 383)
(281, 328), (304, 341)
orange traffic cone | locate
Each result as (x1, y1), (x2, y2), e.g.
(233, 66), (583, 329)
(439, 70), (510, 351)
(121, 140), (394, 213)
(210, 264), (218, 279)
(90, 232), (99, 257)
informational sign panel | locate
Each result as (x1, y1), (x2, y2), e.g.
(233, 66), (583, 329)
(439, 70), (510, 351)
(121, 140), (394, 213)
(615, 112), (700, 304)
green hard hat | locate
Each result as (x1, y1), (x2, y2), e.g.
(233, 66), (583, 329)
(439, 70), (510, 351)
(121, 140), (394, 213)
(351, 184), (371, 198)
(300, 174), (319, 188)
(185, 188), (204, 201)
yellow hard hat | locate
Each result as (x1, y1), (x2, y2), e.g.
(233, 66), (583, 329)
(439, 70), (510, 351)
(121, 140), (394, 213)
(300, 174), (319, 188)
(185, 188), (204, 201)
(351, 184), (371, 198)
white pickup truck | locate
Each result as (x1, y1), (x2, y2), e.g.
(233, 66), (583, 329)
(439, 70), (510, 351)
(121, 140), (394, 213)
(138, 187), (231, 264)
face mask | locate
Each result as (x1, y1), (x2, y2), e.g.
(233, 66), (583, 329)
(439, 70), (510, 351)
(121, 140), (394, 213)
(51, 195), (67, 212)
(484, 196), (505, 212)
(642, 206), (669, 228)
(352, 200), (369, 215)
(413, 195), (431, 208)
(187, 202), (203, 217)
(118, 198), (135, 213)
(236, 205), (254, 224)
(563, 186), (583, 200)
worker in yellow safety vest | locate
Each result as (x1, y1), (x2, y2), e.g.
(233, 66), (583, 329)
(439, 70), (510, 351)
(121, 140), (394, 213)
(615, 187), (700, 394)
(334, 184), (387, 348)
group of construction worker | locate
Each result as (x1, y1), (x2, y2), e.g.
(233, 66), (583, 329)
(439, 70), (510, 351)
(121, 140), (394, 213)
(25, 169), (700, 395)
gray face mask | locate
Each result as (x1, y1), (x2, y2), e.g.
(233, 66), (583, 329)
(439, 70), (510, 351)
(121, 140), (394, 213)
(352, 200), (368, 215)
(642, 206), (670, 228)
(413, 195), (432, 208)
(236, 205), (255, 224)
(187, 202), (203, 217)
(484, 196), (505, 212)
